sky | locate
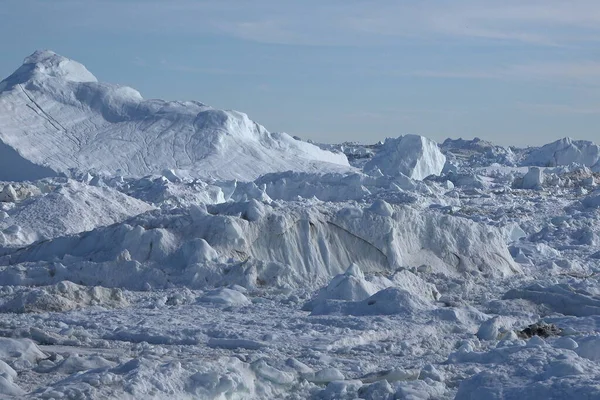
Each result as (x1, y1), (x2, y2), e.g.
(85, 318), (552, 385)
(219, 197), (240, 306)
(1, 0), (600, 146)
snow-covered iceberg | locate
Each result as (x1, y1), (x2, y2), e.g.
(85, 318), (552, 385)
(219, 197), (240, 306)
(0, 50), (350, 181)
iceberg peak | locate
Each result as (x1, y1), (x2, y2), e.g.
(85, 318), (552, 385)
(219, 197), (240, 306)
(0, 50), (97, 92)
(23, 49), (98, 83)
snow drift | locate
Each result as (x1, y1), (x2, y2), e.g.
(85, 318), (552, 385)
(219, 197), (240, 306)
(0, 50), (350, 181)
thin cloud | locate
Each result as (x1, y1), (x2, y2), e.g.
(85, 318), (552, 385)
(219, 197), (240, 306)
(17, 0), (600, 47)
(164, 64), (264, 76)
(410, 61), (600, 86)
(410, 70), (500, 80)
(518, 102), (600, 115)
(132, 59), (265, 76)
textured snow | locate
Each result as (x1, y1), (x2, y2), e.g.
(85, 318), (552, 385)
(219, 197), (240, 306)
(0, 51), (350, 181)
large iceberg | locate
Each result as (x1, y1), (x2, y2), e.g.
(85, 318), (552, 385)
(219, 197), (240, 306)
(0, 51), (350, 181)
(364, 134), (446, 180)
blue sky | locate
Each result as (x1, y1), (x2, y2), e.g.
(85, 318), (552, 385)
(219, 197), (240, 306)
(1, 0), (600, 146)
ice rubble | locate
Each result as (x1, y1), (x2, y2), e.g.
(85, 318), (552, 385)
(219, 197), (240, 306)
(364, 134), (446, 180)
(1, 51), (600, 399)
(453, 343), (600, 400)
(0, 179), (154, 247)
(0, 338), (47, 396)
(583, 190), (600, 209)
(0, 281), (128, 313)
(0, 50), (350, 181)
(441, 137), (518, 167)
(231, 170), (437, 203)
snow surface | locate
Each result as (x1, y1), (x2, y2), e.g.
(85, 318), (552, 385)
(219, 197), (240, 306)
(1, 51), (600, 399)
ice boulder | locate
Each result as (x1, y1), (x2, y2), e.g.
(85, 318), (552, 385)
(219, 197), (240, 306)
(306, 368), (345, 384)
(311, 287), (433, 316)
(389, 269), (440, 302)
(198, 288), (251, 307)
(368, 199), (394, 217)
(314, 264), (378, 301)
(521, 167), (544, 189)
(502, 223), (527, 243)
(0, 338), (46, 365)
(476, 316), (512, 340)
(303, 264), (380, 311)
(0, 359), (24, 396)
(364, 135), (446, 180)
(0, 185), (17, 202)
(357, 287), (433, 315)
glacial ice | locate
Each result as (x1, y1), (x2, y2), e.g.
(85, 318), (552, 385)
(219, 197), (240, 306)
(0, 51), (350, 181)
(0, 51), (599, 399)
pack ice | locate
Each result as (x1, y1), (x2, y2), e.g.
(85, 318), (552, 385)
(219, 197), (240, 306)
(0, 51), (600, 399)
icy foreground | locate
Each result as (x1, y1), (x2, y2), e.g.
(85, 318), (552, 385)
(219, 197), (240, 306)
(1, 53), (600, 399)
